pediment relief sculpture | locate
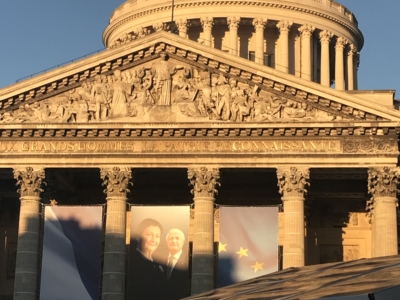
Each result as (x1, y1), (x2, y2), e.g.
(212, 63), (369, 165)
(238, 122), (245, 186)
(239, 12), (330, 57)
(1, 52), (345, 124)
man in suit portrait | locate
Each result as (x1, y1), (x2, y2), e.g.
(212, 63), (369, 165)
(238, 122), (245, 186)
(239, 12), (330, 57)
(165, 228), (190, 299)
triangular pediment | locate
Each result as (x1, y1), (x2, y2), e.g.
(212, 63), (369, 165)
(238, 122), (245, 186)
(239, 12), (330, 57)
(1, 31), (400, 127)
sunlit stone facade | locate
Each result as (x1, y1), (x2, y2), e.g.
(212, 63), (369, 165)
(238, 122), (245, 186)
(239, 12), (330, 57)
(0, 1), (399, 300)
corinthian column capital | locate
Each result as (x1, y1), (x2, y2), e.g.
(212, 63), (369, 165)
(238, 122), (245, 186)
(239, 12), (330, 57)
(347, 43), (358, 57)
(13, 167), (46, 198)
(368, 167), (399, 199)
(252, 18), (266, 31)
(188, 167), (220, 198)
(201, 17), (214, 30)
(277, 167), (310, 198)
(298, 25), (315, 38)
(227, 16), (240, 29)
(319, 30), (333, 43)
(335, 37), (348, 50)
(100, 167), (133, 198)
(276, 20), (293, 34)
(176, 19), (189, 33)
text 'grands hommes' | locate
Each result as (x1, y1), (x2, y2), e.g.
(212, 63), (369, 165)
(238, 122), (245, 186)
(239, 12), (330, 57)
(0, 140), (340, 153)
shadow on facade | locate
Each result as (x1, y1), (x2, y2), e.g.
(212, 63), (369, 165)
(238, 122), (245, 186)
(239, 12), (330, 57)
(13, 215), (102, 300)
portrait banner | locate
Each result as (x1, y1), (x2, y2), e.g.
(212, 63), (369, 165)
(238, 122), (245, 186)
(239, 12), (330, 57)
(40, 206), (103, 300)
(218, 206), (278, 287)
(127, 205), (190, 300)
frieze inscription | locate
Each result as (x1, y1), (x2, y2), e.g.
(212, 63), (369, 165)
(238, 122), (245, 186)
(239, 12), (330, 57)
(0, 139), (341, 154)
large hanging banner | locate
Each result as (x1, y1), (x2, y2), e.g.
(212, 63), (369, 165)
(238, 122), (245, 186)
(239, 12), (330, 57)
(40, 206), (103, 300)
(127, 206), (190, 300)
(218, 206), (278, 287)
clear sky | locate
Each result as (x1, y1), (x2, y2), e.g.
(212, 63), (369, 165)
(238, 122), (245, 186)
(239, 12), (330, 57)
(0, 0), (398, 98)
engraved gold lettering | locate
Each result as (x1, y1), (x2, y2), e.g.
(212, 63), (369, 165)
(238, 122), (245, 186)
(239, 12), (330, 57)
(50, 142), (56, 151)
(59, 142), (67, 151)
(242, 141), (251, 151)
(261, 142), (269, 151)
(233, 141), (240, 151)
(283, 141), (290, 150)
(22, 142), (29, 151)
(9, 142), (17, 151)
(252, 141), (259, 151)
(87, 142), (96, 151)
(32, 142), (38, 151)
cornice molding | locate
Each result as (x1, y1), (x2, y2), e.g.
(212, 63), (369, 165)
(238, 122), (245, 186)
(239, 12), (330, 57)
(0, 124), (398, 138)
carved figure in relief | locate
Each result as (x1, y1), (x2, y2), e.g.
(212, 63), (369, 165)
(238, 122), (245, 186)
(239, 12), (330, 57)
(214, 74), (231, 121)
(229, 79), (252, 122)
(151, 52), (183, 106)
(109, 70), (131, 118)
(91, 75), (109, 121)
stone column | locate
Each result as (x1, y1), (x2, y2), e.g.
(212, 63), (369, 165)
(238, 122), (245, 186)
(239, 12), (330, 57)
(252, 18), (266, 64)
(13, 167), (45, 300)
(227, 16), (240, 56)
(335, 37), (347, 90)
(277, 167), (309, 268)
(276, 21), (292, 73)
(100, 167), (132, 300)
(201, 17), (213, 47)
(354, 51), (360, 90)
(298, 25), (315, 81)
(367, 167), (399, 257)
(177, 19), (188, 38)
(319, 30), (333, 87)
(188, 167), (220, 295)
(347, 44), (356, 90)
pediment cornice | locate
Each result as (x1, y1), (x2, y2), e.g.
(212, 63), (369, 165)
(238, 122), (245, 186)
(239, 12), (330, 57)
(1, 31), (399, 139)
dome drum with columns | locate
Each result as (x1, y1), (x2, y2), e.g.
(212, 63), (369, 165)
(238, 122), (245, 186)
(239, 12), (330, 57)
(104, 0), (363, 90)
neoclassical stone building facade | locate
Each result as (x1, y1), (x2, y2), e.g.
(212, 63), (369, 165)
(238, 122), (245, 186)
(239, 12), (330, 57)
(0, 1), (399, 300)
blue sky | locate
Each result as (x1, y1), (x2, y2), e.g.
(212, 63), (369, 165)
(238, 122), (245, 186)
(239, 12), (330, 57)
(0, 1), (398, 98)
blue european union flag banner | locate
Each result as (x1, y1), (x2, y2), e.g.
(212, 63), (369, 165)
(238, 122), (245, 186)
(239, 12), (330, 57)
(40, 206), (103, 300)
(218, 206), (278, 287)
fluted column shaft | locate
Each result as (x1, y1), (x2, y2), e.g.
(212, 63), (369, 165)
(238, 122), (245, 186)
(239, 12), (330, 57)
(299, 25), (315, 80)
(277, 21), (292, 73)
(100, 167), (132, 300)
(319, 31), (333, 87)
(347, 44), (356, 90)
(201, 17), (213, 47)
(277, 167), (309, 268)
(335, 37), (347, 90)
(354, 52), (359, 90)
(228, 17), (240, 56)
(367, 167), (399, 257)
(252, 18), (266, 64)
(13, 167), (45, 300)
(188, 167), (220, 295)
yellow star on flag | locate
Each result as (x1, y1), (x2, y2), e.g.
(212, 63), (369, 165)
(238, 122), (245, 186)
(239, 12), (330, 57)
(218, 242), (227, 253)
(251, 261), (264, 272)
(236, 247), (249, 258)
